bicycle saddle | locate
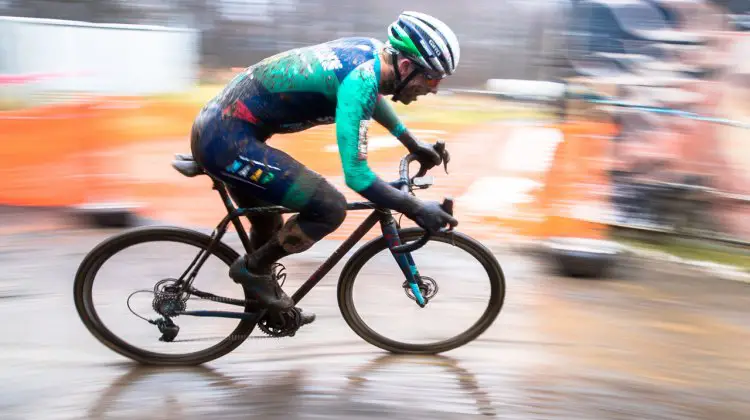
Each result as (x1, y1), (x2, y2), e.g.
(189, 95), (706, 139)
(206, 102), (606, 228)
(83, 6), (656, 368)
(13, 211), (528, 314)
(171, 153), (205, 177)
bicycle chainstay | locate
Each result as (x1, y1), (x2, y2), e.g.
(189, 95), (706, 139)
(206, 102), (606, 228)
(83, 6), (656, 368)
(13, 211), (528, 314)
(151, 262), (303, 338)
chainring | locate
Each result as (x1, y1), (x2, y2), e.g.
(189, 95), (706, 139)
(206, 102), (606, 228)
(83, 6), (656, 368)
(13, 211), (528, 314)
(256, 263), (301, 337)
(258, 308), (304, 337)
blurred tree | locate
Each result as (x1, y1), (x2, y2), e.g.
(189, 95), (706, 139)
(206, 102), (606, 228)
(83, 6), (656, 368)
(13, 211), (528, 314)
(5, 0), (138, 23)
(710, 0), (749, 15)
(0, 0), (569, 86)
(3, 0), (224, 27)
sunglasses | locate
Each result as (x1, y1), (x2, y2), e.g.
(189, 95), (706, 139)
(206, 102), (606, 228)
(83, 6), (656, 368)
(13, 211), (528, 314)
(404, 59), (444, 87)
(418, 67), (444, 87)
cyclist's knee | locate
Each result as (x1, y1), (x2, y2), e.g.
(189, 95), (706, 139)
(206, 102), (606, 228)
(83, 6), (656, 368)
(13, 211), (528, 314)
(277, 185), (346, 253)
(310, 185), (347, 235)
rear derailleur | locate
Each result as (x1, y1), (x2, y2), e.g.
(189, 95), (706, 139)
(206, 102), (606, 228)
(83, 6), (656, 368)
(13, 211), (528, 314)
(150, 278), (187, 342)
(152, 317), (180, 342)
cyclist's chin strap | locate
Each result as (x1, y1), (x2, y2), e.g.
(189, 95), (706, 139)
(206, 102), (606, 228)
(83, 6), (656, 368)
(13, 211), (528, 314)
(390, 51), (420, 103)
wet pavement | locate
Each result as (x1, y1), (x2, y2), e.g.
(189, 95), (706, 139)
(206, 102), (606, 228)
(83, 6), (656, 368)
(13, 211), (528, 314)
(1, 216), (749, 420)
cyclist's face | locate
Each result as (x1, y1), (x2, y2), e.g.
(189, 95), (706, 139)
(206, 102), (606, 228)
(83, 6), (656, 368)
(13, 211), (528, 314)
(396, 59), (442, 104)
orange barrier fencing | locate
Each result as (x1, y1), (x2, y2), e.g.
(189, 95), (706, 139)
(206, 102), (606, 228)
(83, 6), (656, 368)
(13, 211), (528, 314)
(537, 119), (618, 241)
(1, 96), (619, 244)
(464, 118), (618, 241)
(0, 102), (93, 207)
(0, 98), (203, 210)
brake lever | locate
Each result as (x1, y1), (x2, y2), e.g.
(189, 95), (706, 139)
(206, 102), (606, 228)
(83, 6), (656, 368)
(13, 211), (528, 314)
(442, 197), (456, 232)
(433, 139), (450, 175)
(413, 162), (429, 179)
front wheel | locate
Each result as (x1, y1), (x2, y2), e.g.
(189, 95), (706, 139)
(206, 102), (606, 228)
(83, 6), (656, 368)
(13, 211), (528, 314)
(337, 228), (506, 354)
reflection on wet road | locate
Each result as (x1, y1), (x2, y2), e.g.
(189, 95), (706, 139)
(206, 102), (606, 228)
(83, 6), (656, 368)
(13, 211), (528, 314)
(1, 226), (749, 419)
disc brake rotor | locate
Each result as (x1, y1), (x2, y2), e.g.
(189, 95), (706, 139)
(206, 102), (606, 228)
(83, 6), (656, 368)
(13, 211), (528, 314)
(403, 276), (439, 302)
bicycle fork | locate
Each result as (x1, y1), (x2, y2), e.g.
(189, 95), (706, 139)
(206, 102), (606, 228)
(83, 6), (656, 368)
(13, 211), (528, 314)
(380, 213), (428, 307)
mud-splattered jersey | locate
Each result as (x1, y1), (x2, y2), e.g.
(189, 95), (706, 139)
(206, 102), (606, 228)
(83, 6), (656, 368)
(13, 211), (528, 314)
(207, 37), (407, 192)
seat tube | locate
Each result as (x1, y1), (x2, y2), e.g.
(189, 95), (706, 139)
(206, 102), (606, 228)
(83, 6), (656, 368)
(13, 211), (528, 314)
(213, 178), (252, 253)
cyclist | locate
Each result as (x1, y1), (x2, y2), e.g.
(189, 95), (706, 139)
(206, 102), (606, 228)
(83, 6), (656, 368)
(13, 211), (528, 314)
(190, 11), (461, 322)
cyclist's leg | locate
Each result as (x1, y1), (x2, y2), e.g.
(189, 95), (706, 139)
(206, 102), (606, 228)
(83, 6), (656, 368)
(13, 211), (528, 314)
(224, 146), (348, 271)
(191, 108), (347, 311)
(224, 151), (347, 312)
(226, 186), (317, 324)
(226, 186), (284, 253)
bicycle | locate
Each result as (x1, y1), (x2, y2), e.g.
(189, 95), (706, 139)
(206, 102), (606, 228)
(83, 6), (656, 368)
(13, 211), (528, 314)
(73, 140), (506, 366)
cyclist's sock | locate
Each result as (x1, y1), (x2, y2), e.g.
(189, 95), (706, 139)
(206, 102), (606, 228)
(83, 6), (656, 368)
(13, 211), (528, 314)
(248, 214), (284, 252)
(246, 236), (289, 274)
(277, 214), (318, 253)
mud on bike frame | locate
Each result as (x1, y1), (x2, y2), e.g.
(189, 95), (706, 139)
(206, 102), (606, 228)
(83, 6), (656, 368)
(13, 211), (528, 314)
(175, 142), (454, 311)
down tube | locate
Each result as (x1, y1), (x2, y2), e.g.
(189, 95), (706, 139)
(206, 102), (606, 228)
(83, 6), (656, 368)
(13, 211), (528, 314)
(379, 213), (426, 306)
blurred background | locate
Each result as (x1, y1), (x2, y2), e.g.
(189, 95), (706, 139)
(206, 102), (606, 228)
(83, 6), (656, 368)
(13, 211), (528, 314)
(2, 0), (750, 272)
(1, 1), (750, 419)
(1, 0), (564, 90)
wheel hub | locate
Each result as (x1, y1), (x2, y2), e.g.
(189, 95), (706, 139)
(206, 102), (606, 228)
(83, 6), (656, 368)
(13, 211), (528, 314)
(403, 276), (439, 303)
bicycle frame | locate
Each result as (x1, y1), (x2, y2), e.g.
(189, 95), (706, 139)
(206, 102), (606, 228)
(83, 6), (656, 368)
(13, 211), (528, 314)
(176, 175), (430, 320)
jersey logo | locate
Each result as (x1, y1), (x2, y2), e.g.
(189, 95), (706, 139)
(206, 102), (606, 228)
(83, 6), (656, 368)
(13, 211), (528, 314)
(312, 45), (343, 71)
(358, 119), (371, 161)
(224, 157), (278, 185)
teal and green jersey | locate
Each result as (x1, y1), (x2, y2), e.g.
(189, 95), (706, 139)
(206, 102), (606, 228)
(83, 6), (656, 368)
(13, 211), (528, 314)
(208, 37), (408, 192)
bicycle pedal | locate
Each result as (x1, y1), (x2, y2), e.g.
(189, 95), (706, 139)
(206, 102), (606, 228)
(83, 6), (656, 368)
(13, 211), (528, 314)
(258, 307), (314, 337)
(299, 310), (316, 326)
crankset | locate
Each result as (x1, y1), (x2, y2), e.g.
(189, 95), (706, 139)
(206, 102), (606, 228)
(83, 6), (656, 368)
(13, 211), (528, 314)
(258, 307), (307, 338)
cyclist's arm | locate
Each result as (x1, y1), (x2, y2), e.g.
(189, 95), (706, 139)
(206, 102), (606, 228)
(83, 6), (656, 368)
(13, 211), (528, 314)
(336, 65), (422, 215)
(372, 95), (420, 151)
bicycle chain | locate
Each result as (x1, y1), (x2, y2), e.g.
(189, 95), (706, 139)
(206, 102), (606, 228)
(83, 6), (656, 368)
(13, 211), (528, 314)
(152, 263), (300, 337)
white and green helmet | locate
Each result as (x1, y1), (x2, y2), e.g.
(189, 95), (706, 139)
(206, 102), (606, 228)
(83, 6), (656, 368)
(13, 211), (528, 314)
(387, 11), (461, 77)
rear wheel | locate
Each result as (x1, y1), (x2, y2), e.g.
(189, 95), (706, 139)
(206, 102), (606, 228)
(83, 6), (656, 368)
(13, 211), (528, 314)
(74, 226), (259, 365)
